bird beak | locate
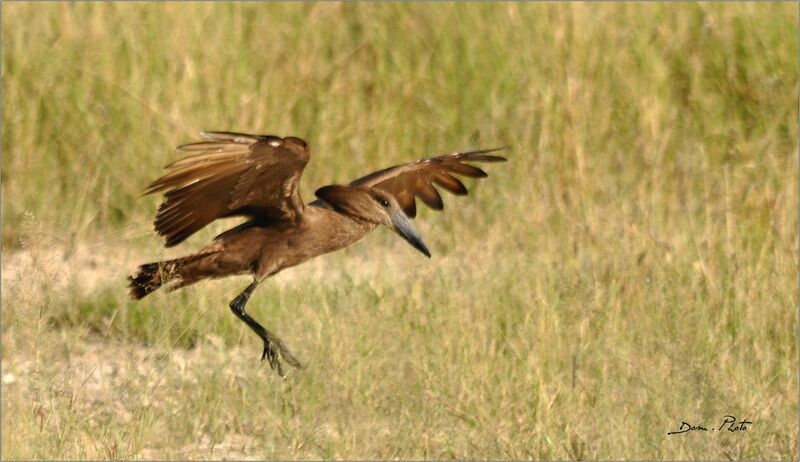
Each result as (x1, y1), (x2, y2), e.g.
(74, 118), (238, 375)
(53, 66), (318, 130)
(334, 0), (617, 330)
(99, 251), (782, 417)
(391, 211), (431, 258)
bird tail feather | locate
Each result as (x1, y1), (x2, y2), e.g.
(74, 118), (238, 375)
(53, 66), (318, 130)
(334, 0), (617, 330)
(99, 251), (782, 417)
(128, 260), (181, 300)
(128, 251), (218, 300)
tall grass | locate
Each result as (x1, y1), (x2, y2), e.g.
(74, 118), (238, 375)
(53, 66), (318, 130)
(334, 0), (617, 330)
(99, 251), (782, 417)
(2, 2), (797, 460)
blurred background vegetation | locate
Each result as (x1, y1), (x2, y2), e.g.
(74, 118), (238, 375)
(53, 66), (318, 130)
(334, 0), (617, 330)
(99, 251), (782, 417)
(2, 2), (797, 460)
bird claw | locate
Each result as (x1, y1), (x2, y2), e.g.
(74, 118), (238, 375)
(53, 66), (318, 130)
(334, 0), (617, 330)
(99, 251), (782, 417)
(261, 337), (303, 378)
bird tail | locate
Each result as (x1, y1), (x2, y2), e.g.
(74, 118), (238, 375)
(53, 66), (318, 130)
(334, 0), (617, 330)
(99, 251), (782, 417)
(128, 251), (219, 300)
(128, 259), (181, 300)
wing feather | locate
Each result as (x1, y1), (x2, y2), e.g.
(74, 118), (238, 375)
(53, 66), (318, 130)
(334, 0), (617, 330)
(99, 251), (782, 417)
(433, 172), (468, 196)
(447, 163), (488, 178)
(145, 132), (311, 247)
(416, 180), (444, 210)
(341, 147), (507, 218)
(174, 142), (251, 153)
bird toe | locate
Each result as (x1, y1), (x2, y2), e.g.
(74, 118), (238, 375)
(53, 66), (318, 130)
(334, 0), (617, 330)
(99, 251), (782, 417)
(261, 340), (286, 377)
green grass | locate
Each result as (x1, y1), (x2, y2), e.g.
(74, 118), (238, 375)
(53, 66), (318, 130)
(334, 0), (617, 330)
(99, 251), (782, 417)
(2, 2), (798, 460)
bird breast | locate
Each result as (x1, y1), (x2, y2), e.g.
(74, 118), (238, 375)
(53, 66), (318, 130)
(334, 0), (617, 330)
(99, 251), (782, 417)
(247, 208), (376, 279)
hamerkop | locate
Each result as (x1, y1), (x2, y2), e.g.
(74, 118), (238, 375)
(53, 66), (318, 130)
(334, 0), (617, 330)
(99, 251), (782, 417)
(129, 131), (506, 376)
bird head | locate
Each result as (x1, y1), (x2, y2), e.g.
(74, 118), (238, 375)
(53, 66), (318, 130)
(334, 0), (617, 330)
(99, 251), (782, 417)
(315, 185), (431, 258)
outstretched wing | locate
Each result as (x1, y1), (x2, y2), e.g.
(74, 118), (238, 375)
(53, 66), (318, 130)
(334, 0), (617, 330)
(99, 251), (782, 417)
(342, 148), (507, 218)
(145, 131), (310, 247)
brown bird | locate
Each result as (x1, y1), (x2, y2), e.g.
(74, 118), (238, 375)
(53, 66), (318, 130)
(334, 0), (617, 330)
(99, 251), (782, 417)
(129, 131), (506, 376)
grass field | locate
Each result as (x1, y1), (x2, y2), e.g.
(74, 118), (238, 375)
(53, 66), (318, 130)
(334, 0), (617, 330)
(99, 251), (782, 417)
(2, 2), (798, 460)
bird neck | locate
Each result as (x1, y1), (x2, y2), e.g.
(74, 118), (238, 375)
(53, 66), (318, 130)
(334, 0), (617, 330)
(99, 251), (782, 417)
(305, 205), (378, 253)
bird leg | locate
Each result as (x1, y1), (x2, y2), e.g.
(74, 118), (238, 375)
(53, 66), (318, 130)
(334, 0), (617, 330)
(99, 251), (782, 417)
(229, 280), (302, 377)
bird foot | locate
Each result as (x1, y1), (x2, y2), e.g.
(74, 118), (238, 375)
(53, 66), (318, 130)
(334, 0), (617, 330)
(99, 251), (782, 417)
(261, 336), (303, 378)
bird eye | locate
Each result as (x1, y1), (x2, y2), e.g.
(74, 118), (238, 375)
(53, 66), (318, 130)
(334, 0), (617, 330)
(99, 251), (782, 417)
(379, 199), (390, 208)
